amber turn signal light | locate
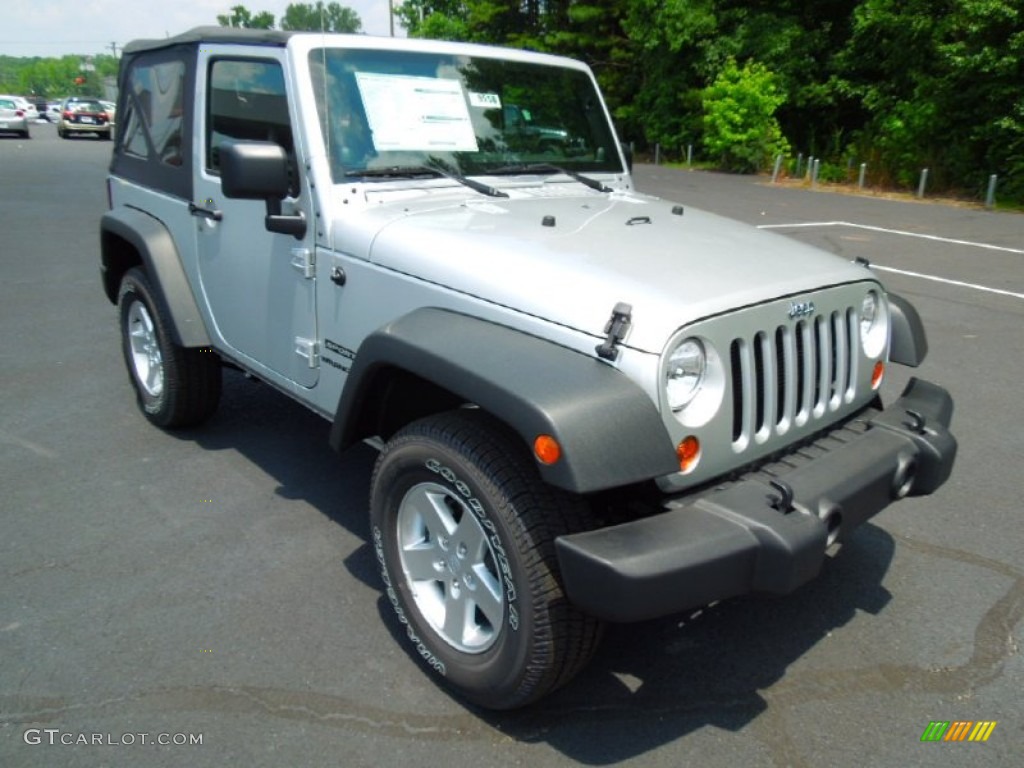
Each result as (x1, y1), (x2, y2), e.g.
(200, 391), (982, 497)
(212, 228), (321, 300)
(871, 360), (885, 390)
(533, 434), (561, 465)
(676, 436), (700, 473)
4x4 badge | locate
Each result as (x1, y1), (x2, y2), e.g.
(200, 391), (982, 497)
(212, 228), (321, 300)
(788, 300), (816, 319)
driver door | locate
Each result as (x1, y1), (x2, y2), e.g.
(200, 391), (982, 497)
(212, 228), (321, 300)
(193, 52), (318, 389)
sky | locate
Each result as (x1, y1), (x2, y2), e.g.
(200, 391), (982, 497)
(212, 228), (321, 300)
(1, 0), (403, 59)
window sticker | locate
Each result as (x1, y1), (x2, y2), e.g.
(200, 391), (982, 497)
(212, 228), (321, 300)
(469, 91), (501, 109)
(355, 72), (478, 152)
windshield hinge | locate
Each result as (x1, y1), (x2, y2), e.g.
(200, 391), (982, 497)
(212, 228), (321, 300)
(290, 247), (315, 279)
(295, 337), (319, 368)
(596, 302), (632, 362)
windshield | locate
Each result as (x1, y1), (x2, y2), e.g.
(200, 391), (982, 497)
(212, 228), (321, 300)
(309, 48), (623, 182)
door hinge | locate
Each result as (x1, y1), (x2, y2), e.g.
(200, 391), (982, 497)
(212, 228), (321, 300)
(295, 337), (319, 368)
(290, 247), (315, 279)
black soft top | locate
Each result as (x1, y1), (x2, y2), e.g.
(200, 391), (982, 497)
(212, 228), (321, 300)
(122, 26), (293, 55)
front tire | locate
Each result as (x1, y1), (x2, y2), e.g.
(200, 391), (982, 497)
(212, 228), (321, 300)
(370, 410), (603, 709)
(118, 267), (221, 428)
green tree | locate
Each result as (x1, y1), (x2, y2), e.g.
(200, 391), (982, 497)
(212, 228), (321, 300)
(281, 2), (362, 33)
(369, 0), (1024, 198)
(396, 1), (466, 38)
(414, 11), (472, 41)
(702, 58), (790, 172)
(837, 0), (1023, 195)
(217, 5), (276, 28)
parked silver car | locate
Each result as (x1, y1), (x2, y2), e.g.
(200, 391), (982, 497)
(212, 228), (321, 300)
(0, 96), (31, 138)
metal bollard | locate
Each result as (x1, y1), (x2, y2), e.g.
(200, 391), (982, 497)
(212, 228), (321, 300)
(771, 154), (783, 183)
(795, 153), (803, 178)
(917, 168), (929, 198)
(985, 174), (997, 209)
(811, 158), (821, 187)
(687, 144), (692, 167)
(858, 163), (866, 190)
(655, 143), (660, 165)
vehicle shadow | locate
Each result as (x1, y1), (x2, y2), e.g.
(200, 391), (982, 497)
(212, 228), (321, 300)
(480, 525), (894, 763)
(186, 371), (895, 763)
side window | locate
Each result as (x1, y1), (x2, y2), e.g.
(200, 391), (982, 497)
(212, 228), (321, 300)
(207, 58), (294, 186)
(121, 60), (186, 166)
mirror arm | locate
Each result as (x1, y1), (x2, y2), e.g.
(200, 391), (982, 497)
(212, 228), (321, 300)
(264, 198), (306, 238)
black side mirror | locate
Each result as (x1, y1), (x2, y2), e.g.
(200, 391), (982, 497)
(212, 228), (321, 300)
(220, 140), (306, 239)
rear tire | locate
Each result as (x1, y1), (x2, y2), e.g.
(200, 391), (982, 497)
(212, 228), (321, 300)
(118, 267), (221, 428)
(370, 409), (603, 709)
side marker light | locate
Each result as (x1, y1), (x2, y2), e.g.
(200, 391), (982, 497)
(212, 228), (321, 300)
(533, 434), (561, 465)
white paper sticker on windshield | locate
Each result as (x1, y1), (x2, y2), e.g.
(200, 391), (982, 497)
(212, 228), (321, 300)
(468, 91), (501, 109)
(355, 72), (478, 153)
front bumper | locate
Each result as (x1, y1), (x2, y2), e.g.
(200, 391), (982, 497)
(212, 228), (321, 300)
(555, 377), (956, 622)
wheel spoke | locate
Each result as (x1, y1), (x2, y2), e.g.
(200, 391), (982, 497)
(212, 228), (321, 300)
(401, 543), (441, 582)
(442, 587), (471, 645)
(406, 487), (456, 541)
(470, 564), (503, 627)
(453, 510), (488, 561)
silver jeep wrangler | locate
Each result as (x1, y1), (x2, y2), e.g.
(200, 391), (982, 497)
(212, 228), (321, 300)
(100, 27), (957, 709)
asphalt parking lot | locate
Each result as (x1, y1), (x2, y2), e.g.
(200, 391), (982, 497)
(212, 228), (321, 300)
(1, 124), (1021, 767)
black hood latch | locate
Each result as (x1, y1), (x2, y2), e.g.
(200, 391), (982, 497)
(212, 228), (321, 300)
(596, 302), (633, 362)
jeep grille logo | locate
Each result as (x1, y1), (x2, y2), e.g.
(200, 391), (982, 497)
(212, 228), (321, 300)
(788, 300), (816, 319)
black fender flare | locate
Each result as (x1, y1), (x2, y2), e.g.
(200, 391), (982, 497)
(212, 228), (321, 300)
(888, 292), (928, 367)
(329, 308), (679, 494)
(100, 208), (211, 347)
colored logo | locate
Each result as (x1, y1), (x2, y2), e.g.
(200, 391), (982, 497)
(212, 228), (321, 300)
(920, 721), (997, 742)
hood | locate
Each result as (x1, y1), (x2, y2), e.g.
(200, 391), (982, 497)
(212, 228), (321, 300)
(354, 186), (873, 354)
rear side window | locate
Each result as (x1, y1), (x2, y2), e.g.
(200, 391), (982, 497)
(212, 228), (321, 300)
(122, 60), (186, 166)
(111, 47), (193, 200)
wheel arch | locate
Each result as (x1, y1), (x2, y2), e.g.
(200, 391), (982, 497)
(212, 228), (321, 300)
(329, 308), (679, 494)
(100, 208), (211, 347)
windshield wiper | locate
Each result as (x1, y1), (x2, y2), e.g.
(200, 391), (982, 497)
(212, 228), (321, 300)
(343, 163), (508, 198)
(488, 163), (612, 193)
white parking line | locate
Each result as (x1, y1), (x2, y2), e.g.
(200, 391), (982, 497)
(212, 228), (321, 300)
(870, 266), (1024, 300)
(757, 220), (1024, 255)
(758, 221), (1024, 300)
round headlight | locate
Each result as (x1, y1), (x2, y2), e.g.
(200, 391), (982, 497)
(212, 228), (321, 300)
(666, 338), (706, 411)
(859, 290), (888, 357)
(860, 292), (878, 337)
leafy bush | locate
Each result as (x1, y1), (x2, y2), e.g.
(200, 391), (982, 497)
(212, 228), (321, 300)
(702, 59), (791, 173)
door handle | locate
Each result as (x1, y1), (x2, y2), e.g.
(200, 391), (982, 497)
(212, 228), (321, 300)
(189, 201), (223, 221)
